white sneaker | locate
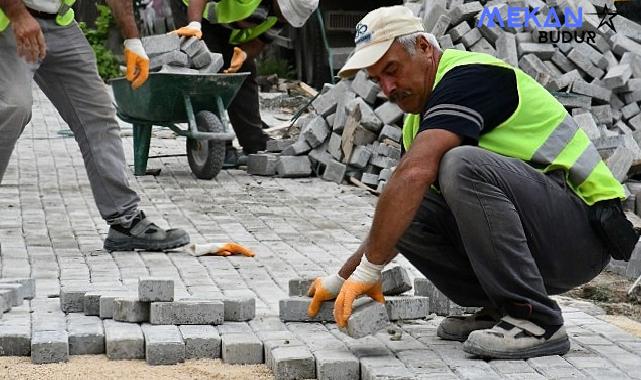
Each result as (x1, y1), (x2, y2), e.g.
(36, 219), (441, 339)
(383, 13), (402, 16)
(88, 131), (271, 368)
(463, 315), (570, 359)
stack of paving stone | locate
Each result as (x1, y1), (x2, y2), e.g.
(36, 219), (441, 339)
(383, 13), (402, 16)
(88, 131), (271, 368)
(280, 266), (430, 338)
(249, 0), (641, 195)
(141, 33), (224, 74)
(248, 72), (403, 192)
(7, 277), (257, 365)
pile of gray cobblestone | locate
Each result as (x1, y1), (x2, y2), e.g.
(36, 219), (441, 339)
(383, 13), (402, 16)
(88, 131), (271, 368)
(141, 33), (224, 74)
(249, 0), (641, 196)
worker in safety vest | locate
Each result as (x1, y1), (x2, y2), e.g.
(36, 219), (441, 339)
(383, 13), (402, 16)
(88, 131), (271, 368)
(306, 6), (638, 359)
(0, 0), (195, 251)
(170, 0), (318, 167)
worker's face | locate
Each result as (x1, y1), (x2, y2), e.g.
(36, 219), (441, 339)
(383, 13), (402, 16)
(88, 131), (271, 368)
(367, 36), (438, 114)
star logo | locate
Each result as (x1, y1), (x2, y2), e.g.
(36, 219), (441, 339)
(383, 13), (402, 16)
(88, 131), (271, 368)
(586, 4), (618, 32)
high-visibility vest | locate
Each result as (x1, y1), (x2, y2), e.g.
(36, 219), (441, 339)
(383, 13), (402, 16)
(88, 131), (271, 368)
(402, 49), (624, 206)
(0, 0), (76, 32)
(182, 0), (277, 45)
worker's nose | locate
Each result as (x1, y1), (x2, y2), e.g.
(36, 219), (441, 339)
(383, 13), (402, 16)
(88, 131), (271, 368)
(379, 77), (397, 97)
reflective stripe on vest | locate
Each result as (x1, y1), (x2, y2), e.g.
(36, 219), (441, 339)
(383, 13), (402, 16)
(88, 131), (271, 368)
(0, 0), (75, 32)
(402, 49), (624, 205)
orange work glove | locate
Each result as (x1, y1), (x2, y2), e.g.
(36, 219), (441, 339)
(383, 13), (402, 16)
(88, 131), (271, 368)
(224, 47), (247, 73)
(173, 21), (203, 39)
(123, 39), (149, 90)
(333, 255), (385, 328)
(187, 242), (255, 257)
(306, 274), (345, 317)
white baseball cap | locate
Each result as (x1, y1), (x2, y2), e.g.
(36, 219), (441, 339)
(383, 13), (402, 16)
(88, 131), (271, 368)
(277, 0), (319, 28)
(338, 6), (425, 78)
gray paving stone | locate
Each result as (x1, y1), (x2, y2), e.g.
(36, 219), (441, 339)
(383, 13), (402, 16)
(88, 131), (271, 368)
(113, 297), (150, 323)
(0, 310), (31, 356)
(262, 337), (305, 369)
(381, 266), (412, 296)
(384, 296), (430, 321)
(223, 296), (255, 321)
(141, 324), (186, 365)
(142, 33), (180, 56)
(0, 278), (35, 299)
(374, 102), (403, 126)
(279, 296), (335, 322)
(303, 116), (331, 148)
(83, 291), (103, 316)
(360, 356), (414, 380)
(0, 286), (21, 307)
(247, 153), (279, 176)
(99, 291), (136, 319)
(276, 156), (312, 178)
(221, 332), (263, 364)
(346, 299), (390, 339)
(351, 71), (379, 104)
(150, 300), (224, 325)
(138, 277), (174, 302)
(103, 319), (145, 360)
(66, 314), (105, 355)
(314, 349), (360, 380)
(179, 325), (221, 359)
(271, 345), (316, 380)
(60, 287), (87, 313)
(31, 330), (69, 364)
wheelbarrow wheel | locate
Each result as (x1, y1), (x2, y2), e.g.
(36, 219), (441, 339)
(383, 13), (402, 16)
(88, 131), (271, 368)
(187, 111), (226, 179)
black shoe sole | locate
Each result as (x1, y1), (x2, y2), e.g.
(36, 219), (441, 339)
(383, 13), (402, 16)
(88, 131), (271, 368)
(103, 234), (190, 252)
(463, 336), (571, 359)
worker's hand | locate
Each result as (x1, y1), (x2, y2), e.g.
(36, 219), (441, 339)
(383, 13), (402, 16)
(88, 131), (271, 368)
(333, 255), (385, 328)
(307, 274), (345, 317)
(224, 47), (247, 73)
(123, 39), (149, 90)
(173, 21), (202, 39)
(10, 10), (46, 63)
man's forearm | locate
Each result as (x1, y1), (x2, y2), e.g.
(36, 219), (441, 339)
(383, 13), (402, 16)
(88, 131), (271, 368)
(338, 240), (367, 279)
(106, 0), (139, 39)
(0, 0), (29, 19)
(188, 0), (207, 23)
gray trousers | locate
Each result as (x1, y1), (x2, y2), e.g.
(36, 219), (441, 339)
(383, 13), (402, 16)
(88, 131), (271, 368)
(396, 146), (611, 326)
(0, 19), (140, 226)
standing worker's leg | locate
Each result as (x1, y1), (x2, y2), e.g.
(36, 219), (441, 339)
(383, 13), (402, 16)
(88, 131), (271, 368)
(0, 27), (36, 181)
(201, 24), (269, 156)
(33, 21), (139, 226)
(32, 20), (189, 251)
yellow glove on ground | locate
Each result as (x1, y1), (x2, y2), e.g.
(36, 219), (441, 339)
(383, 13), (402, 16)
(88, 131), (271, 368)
(224, 47), (247, 73)
(187, 242), (255, 257)
(123, 39), (149, 90)
(174, 21), (203, 39)
(307, 274), (345, 317)
(333, 255), (385, 327)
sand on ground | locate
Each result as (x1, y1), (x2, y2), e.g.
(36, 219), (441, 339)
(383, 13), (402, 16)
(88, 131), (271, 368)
(0, 356), (274, 380)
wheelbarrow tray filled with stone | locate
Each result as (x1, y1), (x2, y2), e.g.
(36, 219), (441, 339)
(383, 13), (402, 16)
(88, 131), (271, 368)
(111, 72), (248, 179)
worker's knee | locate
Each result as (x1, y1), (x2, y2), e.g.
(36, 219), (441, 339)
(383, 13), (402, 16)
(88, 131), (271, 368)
(0, 94), (33, 133)
(438, 146), (487, 195)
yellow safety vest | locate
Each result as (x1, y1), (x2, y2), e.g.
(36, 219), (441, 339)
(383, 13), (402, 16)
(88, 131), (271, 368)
(403, 49), (624, 206)
(0, 0), (75, 32)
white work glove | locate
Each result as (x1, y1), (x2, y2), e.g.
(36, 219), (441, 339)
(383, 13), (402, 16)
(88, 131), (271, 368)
(174, 21), (203, 39)
(123, 39), (149, 90)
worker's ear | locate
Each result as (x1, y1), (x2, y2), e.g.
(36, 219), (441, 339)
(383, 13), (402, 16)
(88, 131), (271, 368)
(417, 35), (431, 55)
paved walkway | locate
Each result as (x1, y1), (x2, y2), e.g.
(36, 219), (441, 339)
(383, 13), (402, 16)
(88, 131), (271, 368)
(1, 87), (640, 379)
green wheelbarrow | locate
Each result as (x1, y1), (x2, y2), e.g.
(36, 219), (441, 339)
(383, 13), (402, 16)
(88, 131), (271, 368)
(111, 72), (248, 179)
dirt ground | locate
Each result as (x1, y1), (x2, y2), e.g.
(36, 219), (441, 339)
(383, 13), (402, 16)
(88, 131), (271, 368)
(0, 356), (274, 380)
(565, 270), (641, 325)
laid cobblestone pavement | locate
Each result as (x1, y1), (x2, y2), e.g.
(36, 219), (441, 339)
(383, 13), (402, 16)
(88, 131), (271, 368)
(1, 87), (641, 379)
